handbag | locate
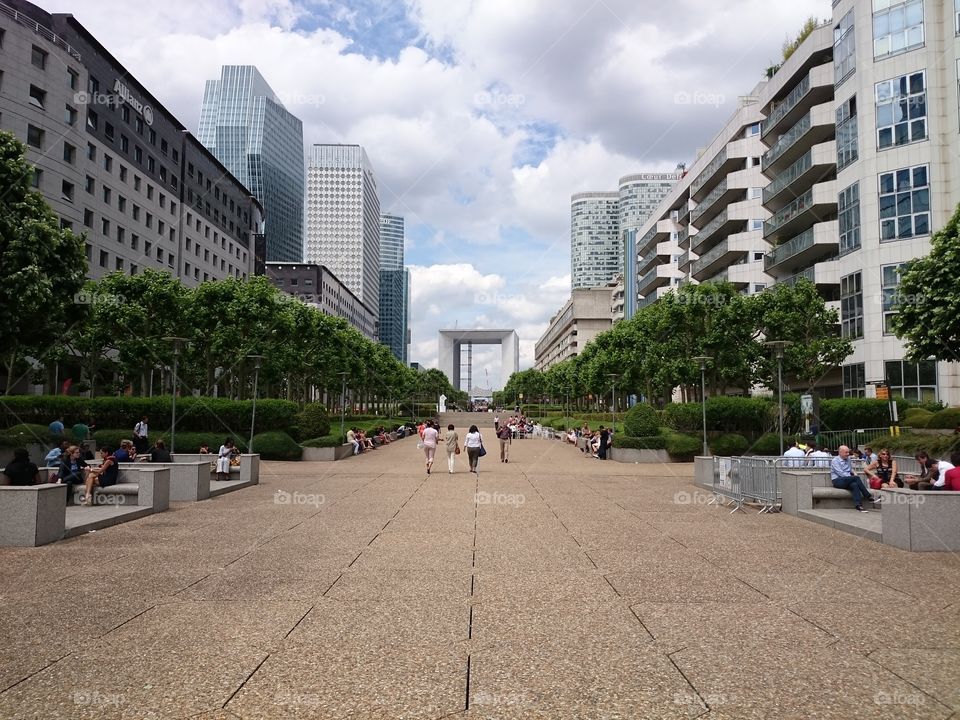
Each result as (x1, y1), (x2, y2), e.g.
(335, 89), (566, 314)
(455, 445), (461, 455)
(478, 443), (487, 457)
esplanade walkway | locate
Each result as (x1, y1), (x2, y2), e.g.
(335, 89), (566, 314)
(1, 412), (957, 718)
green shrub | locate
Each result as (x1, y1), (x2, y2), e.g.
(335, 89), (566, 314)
(819, 398), (891, 430)
(0, 423), (61, 447)
(615, 434), (668, 450)
(250, 431), (301, 460)
(661, 403), (703, 433)
(927, 408), (960, 430)
(301, 434), (343, 448)
(624, 404), (660, 438)
(880, 433), (960, 458)
(296, 403), (331, 439)
(749, 432), (783, 456)
(902, 408), (933, 429)
(709, 433), (750, 456)
(706, 396), (774, 434)
(91, 428), (248, 453)
(665, 432), (701, 460)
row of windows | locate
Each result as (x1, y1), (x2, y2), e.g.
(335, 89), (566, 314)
(840, 258), (921, 342)
(843, 359), (937, 402)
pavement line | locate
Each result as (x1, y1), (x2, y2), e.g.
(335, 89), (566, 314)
(221, 653), (271, 709)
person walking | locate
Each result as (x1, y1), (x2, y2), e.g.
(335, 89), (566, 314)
(445, 424), (460, 474)
(133, 416), (149, 454)
(422, 420), (439, 474)
(497, 422), (512, 463)
(464, 424), (483, 474)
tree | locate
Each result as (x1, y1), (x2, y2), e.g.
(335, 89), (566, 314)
(891, 202), (960, 361)
(0, 132), (87, 393)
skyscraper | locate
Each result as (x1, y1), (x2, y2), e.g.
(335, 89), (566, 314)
(305, 145), (381, 311)
(379, 213), (410, 364)
(570, 191), (620, 290)
(198, 66), (304, 263)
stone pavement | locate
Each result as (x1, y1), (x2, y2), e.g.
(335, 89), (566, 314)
(1, 412), (959, 719)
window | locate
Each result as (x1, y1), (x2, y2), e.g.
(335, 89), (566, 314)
(105, 123), (114, 142)
(87, 109), (98, 131)
(167, 253), (174, 267)
(67, 68), (78, 90)
(31, 46), (47, 70)
(99, 250), (108, 267)
(116, 226), (125, 244)
(876, 72), (926, 149)
(843, 363), (866, 398)
(62, 180), (74, 201)
(62, 142), (76, 164)
(131, 234), (138, 250)
(115, 257), (124, 271)
(119, 165), (127, 182)
(135, 116), (143, 134)
(834, 10), (856, 84)
(103, 154), (113, 172)
(145, 212), (153, 229)
(146, 185), (153, 200)
(836, 95), (858, 169)
(87, 143), (96, 161)
(65, 105), (77, 125)
(101, 218), (110, 236)
(121, 135), (129, 153)
(88, 76), (99, 95)
(28, 85), (46, 109)
(85, 175), (95, 194)
(144, 240), (152, 256)
(881, 263), (909, 334)
(172, 149), (179, 165)
(747, 187), (762, 199)
(121, 105), (129, 123)
(130, 264), (138, 275)
(147, 156), (155, 173)
(134, 175), (141, 192)
(158, 220), (165, 235)
(148, 128), (156, 145)
(840, 271), (863, 339)
(118, 195), (126, 212)
(879, 165), (929, 240)
(132, 205), (140, 221)
(956, 0), (959, 33)
(838, 182), (861, 255)
(886, 359), (937, 401)
(26, 124), (43, 149)
(28, 167), (41, 188)
(744, 123), (760, 137)
(873, 0), (924, 58)
(135, 146), (143, 164)
(84, 209), (93, 227)
(102, 186), (111, 204)
(160, 139), (168, 155)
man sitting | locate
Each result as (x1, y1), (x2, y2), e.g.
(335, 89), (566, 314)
(148, 439), (172, 463)
(905, 451), (955, 490)
(830, 445), (879, 512)
(346, 428), (361, 455)
(806, 443), (832, 468)
(2, 448), (40, 486)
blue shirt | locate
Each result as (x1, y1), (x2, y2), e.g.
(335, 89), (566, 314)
(830, 455), (853, 480)
(48, 421), (64, 435)
(44, 448), (62, 466)
(113, 448), (132, 463)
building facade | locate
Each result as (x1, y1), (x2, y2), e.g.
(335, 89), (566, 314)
(265, 262), (376, 340)
(0, 0), (262, 287)
(570, 191), (620, 290)
(198, 65), (304, 263)
(305, 144), (381, 313)
(378, 213), (409, 363)
(534, 288), (614, 371)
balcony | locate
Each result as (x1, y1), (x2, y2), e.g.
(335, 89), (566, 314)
(637, 264), (681, 295)
(677, 226), (692, 249)
(690, 148), (727, 197)
(761, 101), (834, 175)
(678, 250), (692, 272)
(637, 225), (657, 254)
(764, 220), (839, 277)
(761, 64), (833, 141)
(690, 179), (729, 225)
(690, 207), (750, 255)
(779, 258), (840, 290)
(762, 140), (835, 210)
(763, 180), (836, 243)
(690, 233), (756, 281)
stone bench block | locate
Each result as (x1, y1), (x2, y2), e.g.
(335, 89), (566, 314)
(882, 488), (960, 552)
(0, 483), (66, 546)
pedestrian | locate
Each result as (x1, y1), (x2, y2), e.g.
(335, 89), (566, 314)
(216, 438), (234, 481)
(48, 416), (65, 437)
(464, 424), (484, 474)
(133, 415), (149, 454)
(422, 420), (439, 474)
(497, 422), (512, 463)
(598, 426), (610, 460)
(445, 424), (460, 474)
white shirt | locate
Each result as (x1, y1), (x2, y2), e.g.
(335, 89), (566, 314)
(934, 460), (955, 487)
(134, 421), (148, 438)
(464, 431), (482, 448)
(422, 427), (439, 448)
(782, 446), (806, 467)
(808, 450), (832, 468)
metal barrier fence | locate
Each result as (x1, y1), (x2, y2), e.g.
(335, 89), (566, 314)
(804, 427), (909, 451)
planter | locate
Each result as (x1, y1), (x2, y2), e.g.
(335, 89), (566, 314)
(609, 448), (671, 464)
(302, 444), (355, 462)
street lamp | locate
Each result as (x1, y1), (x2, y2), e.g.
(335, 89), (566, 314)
(162, 337), (188, 454)
(337, 371), (349, 442)
(606, 373), (621, 430)
(246, 355), (265, 454)
(764, 340), (794, 455)
(692, 356), (712, 456)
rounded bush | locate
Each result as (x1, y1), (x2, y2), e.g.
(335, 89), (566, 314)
(902, 408), (933, 429)
(296, 403), (331, 439)
(661, 403), (702, 433)
(709, 433), (750, 456)
(665, 432), (701, 459)
(624, 404), (660, 438)
(250, 431), (302, 460)
(927, 407), (960, 430)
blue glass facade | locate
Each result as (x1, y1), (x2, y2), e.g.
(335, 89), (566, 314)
(623, 229), (638, 320)
(198, 66), (304, 262)
(378, 214), (409, 363)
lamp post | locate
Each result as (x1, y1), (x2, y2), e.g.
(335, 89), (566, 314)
(764, 340), (793, 455)
(162, 337), (188, 453)
(246, 355), (265, 454)
(692, 356), (712, 456)
(337, 371), (349, 442)
(606, 373), (621, 430)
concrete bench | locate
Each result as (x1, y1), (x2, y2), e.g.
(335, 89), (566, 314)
(130, 461), (210, 502)
(780, 469), (879, 513)
(881, 488), (960, 551)
(171, 453), (260, 485)
(302, 444), (355, 461)
(69, 466), (170, 512)
(0, 483), (66, 546)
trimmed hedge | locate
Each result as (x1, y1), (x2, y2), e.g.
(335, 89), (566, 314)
(749, 432), (783, 456)
(92, 428), (248, 453)
(301, 434), (343, 448)
(819, 398), (891, 430)
(902, 408), (934, 429)
(250, 431), (302, 460)
(0, 423), (66, 447)
(624, 404), (659, 438)
(709, 433), (750, 456)
(927, 408), (960, 430)
(0, 395), (298, 435)
(661, 403), (703, 433)
(665, 432), (701, 460)
(879, 433), (960, 457)
(296, 403), (331, 439)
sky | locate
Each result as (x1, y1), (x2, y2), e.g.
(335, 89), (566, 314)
(47, 0), (827, 388)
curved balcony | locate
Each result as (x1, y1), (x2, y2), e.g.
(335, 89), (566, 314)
(763, 140), (836, 210)
(761, 64), (833, 141)
(763, 180), (836, 243)
(761, 102), (834, 176)
(690, 233), (757, 281)
(764, 220), (839, 277)
(690, 179), (729, 225)
(637, 264), (682, 296)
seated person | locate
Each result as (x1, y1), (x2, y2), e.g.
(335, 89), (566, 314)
(198, 442), (211, 454)
(44, 440), (69, 468)
(565, 429), (577, 445)
(359, 430), (375, 451)
(3, 447), (40, 486)
(80, 446), (120, 506)
(113, 440), (135, 464)
(56, 445), (89, 502)
(346, 428), (361, 455)
(806, 443), (832, 467)
(782, 440), (806, 467)
(944, 451), (960, 491)
(829, 445), (879, 513)
(905, 451), (955, 490)
(148, 439), (172, 463)
(865, 448), (900, 489)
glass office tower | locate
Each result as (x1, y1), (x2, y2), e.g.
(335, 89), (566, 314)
(379, 213), (409, 363)
(199, 66), (304, 262)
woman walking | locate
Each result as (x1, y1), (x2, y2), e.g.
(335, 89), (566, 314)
(464, 424), (483, 475)
(422, 420), (439, 474)
(445, 424), (460, 474)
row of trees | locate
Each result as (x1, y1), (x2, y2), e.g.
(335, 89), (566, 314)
(501, 280), (852, 410)
(0, 131), (467, 411)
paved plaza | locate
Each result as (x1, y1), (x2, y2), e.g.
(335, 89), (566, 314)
(1, 414), (959, 719)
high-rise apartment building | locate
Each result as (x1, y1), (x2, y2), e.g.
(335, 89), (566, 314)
(198, 65), (304, 263)
(305, 144), (381, 312)
(570, 191), (620, 290)
(378, 213), (409, 364)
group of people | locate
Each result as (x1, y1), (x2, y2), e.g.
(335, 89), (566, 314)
(562, 423), (613, 459)
(345, 426), (400, 456)
(783, 440), (960, 512)
(417, 420), (485, 475)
